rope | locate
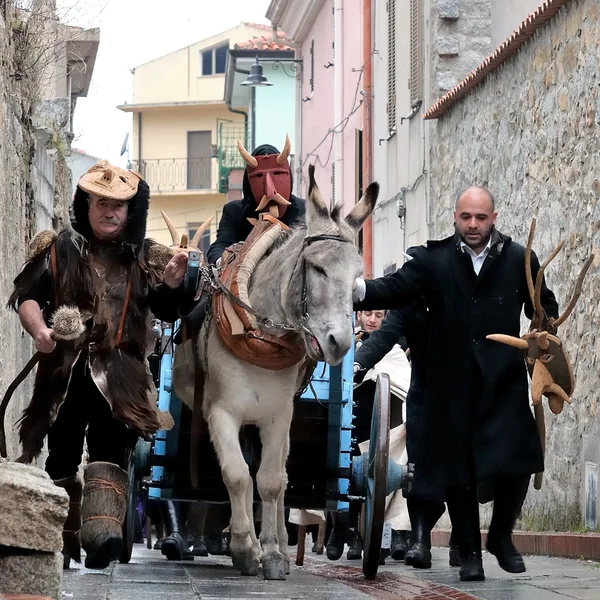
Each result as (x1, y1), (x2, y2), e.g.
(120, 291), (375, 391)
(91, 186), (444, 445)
(83, 516), (123, 525)
(85, 478), (126, 496)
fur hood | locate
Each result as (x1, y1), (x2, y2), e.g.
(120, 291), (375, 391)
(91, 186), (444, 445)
(72, 179), (150, 255)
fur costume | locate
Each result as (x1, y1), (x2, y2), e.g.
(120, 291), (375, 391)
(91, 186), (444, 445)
(9, 167), (179, 463)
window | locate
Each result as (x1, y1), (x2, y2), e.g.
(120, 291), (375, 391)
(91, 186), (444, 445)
(201, 43), (229, 76)
(388, 0), (397, 132)
(409, 0), (423, 106)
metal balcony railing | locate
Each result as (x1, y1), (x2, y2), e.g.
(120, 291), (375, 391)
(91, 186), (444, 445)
(130, 158), (218, 193)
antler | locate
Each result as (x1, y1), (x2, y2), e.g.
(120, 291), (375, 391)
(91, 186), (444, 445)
(553, 254), (595, 328)
(525, 219), (536, 315)
(161, 210), (180, 246)
(525, 218), (565, 331)
(191, 216), (214, 248)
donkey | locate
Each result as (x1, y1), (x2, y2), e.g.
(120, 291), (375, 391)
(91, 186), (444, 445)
(172, 165), (378, 579)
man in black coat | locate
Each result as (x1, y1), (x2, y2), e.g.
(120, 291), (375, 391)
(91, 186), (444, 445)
(207, 139), (306, 265)
(353, 256), (460, 571)
(353, 187), (558, 581)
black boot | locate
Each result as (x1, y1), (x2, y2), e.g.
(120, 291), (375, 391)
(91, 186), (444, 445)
(159, 501), (194, 561)
(346, 528), (363, 560)
(448, 531), (461, 567)
(390, 530), (409, 561)
(54, 474), (83, 569)
(346, 501), (363, 560)
(446, 486), (485, 582)
(404, 497), (445, 569)
(326, 512), (347, 560)
(486, 475), (529, 574)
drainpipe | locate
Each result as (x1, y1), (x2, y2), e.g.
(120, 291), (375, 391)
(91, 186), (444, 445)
(227, 58), (250, 144)
(362, 0), (373, 279)
(334, 0), (344, 213)
(138, 112), (143, 171)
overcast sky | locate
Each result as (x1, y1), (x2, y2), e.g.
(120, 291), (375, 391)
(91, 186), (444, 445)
(57, 0), (272, 166)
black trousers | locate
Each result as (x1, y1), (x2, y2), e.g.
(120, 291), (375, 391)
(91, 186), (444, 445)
(45, 357), (139, 480)
(446, 474), (530, 557)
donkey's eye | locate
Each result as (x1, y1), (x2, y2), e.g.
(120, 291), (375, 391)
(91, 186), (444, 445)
(313, 265), (327, 277)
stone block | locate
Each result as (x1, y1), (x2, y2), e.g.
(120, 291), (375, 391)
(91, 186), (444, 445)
(437, 0), (459, 21)
(436, 36), (459, 57)
(0, 551), (62, 600)
(436, 71), (458, 92)
(0, 461), (68, 553)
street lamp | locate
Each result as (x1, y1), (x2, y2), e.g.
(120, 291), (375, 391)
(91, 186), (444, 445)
(241, 56), (273, 86)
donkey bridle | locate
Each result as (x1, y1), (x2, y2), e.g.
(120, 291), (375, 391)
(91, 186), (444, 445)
(208, 233), (351, 336)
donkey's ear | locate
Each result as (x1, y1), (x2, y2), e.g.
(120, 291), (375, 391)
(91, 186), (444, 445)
(345, 182), (379, 231)
(307, 164), (330, 221)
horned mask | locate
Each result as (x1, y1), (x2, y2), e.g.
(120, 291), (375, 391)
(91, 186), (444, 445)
(486, 219), (594, 488)
(237, 135), (292, 218)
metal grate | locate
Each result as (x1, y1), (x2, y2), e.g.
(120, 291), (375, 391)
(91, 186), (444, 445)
(409, 0), (423, 107)
(387, 0), (397, 132)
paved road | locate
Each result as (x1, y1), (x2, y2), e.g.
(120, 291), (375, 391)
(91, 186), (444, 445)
(62, 545), (600, 600)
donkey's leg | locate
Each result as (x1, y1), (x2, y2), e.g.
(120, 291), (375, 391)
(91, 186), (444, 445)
(276, 437), (291, 574)
(245, 474), (262, 565)
(257, 421), (291, 580)
(207, 407), (258, 576)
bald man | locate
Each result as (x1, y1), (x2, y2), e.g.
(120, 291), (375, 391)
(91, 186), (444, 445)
(353, 187), (558, 582)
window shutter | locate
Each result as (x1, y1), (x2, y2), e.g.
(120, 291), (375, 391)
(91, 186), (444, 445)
(409, 0), (423, 107)
(310, 39), (315, 93)
(387, 1), (397, 132)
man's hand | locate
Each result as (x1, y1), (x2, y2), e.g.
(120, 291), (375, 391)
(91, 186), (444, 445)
(163, 251), (188, 289)
(352, 278), (366, 303)
(35, 327), (56, 353)
(353, 362), (367, 384)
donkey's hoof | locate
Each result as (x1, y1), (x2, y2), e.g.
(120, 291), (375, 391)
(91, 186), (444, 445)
(262, 553), (286, 580)
(231, 551), (259, 576)
(284, 556), (291, 575)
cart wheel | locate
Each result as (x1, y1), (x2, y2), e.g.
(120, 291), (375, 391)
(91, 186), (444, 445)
(362, 373), (391, 580)
(120, 455), (137, 564)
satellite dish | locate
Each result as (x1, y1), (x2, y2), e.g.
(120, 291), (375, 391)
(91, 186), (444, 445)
(120, 132), (129, 157)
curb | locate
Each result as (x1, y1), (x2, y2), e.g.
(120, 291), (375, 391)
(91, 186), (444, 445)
(432, 529), (600, 561)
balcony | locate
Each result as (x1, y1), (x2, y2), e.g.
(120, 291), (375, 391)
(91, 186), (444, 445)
(130, 157), (219, 195)
(217, 123), (249, 193)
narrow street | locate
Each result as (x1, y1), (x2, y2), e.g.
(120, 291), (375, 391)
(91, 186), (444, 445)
(62, 546), (600, 600)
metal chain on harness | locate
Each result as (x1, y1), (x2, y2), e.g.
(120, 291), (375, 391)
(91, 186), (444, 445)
(201, 233), (350, 337)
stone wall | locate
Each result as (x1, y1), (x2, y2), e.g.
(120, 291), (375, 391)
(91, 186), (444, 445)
(0, 2), (71, 462)
(432, 0), (492, 95)
(428, 0), (600, 530)
(0, 8), (39, 461)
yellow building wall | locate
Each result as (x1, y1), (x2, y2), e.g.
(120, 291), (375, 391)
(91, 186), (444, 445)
(138, 105), (245, 161)
(133, 24), (268, 105)
(146, 193), (223, 247)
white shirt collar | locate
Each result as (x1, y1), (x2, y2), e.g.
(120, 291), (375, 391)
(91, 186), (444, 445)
(459, 235), (492, 258)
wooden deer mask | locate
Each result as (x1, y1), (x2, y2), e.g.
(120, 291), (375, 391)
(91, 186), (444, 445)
(487, 218), (593, 415)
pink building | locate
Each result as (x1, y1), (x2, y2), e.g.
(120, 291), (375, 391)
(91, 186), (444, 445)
(267, 0), (365, 218)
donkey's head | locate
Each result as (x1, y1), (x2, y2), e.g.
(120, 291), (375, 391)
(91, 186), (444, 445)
(289, 165), (378, 365)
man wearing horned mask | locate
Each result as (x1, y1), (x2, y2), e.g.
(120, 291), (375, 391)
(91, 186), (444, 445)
(207, 136), (305, 265)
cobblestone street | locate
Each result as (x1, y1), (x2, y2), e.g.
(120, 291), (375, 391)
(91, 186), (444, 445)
(62, 545), (600, 600)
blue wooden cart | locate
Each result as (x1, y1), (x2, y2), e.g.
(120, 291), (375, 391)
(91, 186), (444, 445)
(130, 316), (412, 579)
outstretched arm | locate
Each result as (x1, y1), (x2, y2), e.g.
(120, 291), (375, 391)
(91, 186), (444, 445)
(354, 308), (411, 370)
(353, 247), (429, 311)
